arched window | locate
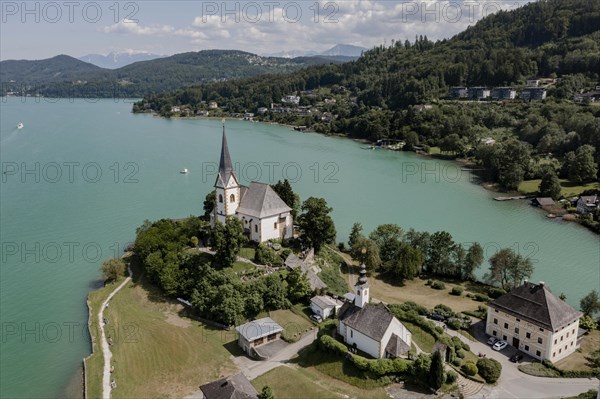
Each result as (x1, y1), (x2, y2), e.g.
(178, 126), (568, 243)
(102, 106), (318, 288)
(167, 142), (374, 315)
(218, 194), (223, 203)
(254, 225), (258, 233)
(230, 194), (235, 203)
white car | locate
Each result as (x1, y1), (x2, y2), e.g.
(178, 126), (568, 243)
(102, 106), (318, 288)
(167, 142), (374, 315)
(487, 336), (499, 345)
(492, 340), (508, 351)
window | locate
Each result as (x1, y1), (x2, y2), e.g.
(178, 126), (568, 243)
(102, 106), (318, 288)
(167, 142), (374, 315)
(538, 337), (543, 344)
(495, 309), (499, 313)
(560, 336), (563, 341)
(254, 225), (258, 233)
(571, 342), (573, 346)
(539, 328), (544, 332)
(572, 329), (575, 335)
(536, 350), (541, 357)
(554, 339), (557, 344)
(516, 318), (520, 322)
(503, 335), (507, 340)
(524, 345), (529, 351)
(504, 323), (508, 329)
(553, 352), (556, 357)
(218, 194), (223, 203)
(493, 318), (498, 325)
(350, 330), (353, 338)
(559, 349), (562, 354)
(566, 332), (569, 338)
(274, 222), (277, 230)
(515, 327), (519, 334)
(492, 330), (497, 336)
(564, 345), (567, 350)
(526, 332), (531, 339)
(230, 194), (235, 202)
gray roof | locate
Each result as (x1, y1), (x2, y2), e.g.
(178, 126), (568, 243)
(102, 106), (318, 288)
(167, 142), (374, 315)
(285, 253), (304, 270)
(385, 333), (410, 357)
(535, 197), (555, 206)
(339, 302), (395, 341)
(311, 295), (341, 310)
(579, 195), (598, 205)
(343, 293), (356, 302)
(200, 373), (258, 399)
(235, 317), (283, 342)
(489, 283), (583, 331)
(285, 253), (327, 291)
(215, 128), (236, 188)
(237, 182), (291, 218)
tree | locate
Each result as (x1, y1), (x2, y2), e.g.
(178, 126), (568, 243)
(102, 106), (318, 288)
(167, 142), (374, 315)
(585, 348), (600, 368)
(580, 290), (600, 316)
(297, 197), (336, 251)
(263, 274), (290, 310)
(476, 358), (502, 383)
(258, 385), (275, 399)
(579, 315), (598, 331)
(463, 243), (484, 280)
(383, 244), (423, 282)
(488, 248), (534, 290)
(369, 224), (403, 263)
(426, 231), (456, 276)
(568, 145), (598, 183)
(428, 350), (444, 390)
(271, 179), (300, 218)
(350, 236), (381, 271)
(286, 267), (312, 302)
(348, 222), (363, 249)
(100, 257), (126, 281)
(211, 217), (246, 268)
(203, 191), (216, 220)
(190, 236), (199, 248)
(559, 292), (567, 301)
(495, 139), (532, 191)
(539, 168), (562, 200)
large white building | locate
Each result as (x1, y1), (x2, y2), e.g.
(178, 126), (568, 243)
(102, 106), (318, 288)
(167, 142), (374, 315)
(210, 128), (294, 243)
(486, 282), (583, 362)
(337, 264), (412, 359)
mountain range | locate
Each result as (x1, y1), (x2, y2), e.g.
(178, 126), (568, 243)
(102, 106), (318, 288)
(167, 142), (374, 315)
(78, 51), (165, 69)
(262, 44), (367, 59)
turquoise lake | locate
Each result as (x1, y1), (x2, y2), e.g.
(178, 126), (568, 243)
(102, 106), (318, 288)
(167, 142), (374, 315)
(0, 98), (598, 398)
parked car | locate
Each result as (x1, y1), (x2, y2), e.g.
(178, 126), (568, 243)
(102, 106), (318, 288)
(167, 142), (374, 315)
(428, 313), (445, 321)
(510, 354), (523, 363)
(487, 336), (499, 345)
(310, 314), (322, 323)
(492, 340), (508, 351)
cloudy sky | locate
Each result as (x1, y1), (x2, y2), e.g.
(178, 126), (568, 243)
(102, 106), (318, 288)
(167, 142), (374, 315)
(1, 0), (532, 60)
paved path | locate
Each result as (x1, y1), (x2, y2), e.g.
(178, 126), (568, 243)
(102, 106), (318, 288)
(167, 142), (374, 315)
(233, 330), (318, 380)
(438, 320), (599, 398)
(100, 267), (132, 399)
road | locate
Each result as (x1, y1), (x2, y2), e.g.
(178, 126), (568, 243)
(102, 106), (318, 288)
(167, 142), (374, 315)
(233, 329), (318, 380)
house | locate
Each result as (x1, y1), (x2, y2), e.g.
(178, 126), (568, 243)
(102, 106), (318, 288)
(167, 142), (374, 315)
(337, 264), (412, 359)
(532, 197), (556, 207)
(171, 106), (181, 113)
(324, 98), (337, 104)
(236, 317), (283, 357)
(310, 295), (343, 319)
(209, 101), (218, 109)
(281, 95), (300, 105)
(576, 195), (599, 214)
(492, 87), (517, 100)
(485, 282), (582, 361)
(285, 253), (327, 292)
(413, 104), (433, 112)
(521, 87), (547, 101)
(449, 87), (468, 98)
(526, 79), (540, 87)
(200, 373), (258, 399)
(196, 110), (210, 116)
(481, 137), (496, 146)
(468, 87), (491, 100)
(211, 127), (293, 243)
(257, 107), (268, 115)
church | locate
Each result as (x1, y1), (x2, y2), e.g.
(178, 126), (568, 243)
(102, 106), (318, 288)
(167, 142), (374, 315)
(210, 127), (294, 243)
(338, 264), (412, 359)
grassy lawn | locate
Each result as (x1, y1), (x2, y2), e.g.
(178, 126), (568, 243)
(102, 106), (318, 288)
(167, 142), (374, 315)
(84, 275), (127, 399)
(402, 321), (435, 352)
(518, 362), (561, 377)
(231, 261), (258, 274)
(316, 246), (350, 296)
(519, 179), (599, 197)
(238, 247), (256, 261)
(555, 330), (600, 371)
(269, 308), (315, 342)
(367, 276), (485, 313)
(253, 364), (390, 399)
(103, 267), (238, 398)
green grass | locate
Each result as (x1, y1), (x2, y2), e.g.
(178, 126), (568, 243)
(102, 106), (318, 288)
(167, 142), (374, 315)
(269, 308), (315, 342)
(316, 246), (350, 296)
(84, 277), (127, 399)
(519, 179), (599, 197)
(402, 321), (435, 352)
(231, 261), (257, 274)
(518, 362), (561, 377)
(238, 247), (256, 260)
(253, 364), (390, 399)
(103, 262), (238, 399)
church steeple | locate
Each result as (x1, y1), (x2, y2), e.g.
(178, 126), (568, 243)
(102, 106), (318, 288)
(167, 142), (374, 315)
(212, 121), (241, 226)
(215, 122), (238, 188)
(355, 262), (370, 308)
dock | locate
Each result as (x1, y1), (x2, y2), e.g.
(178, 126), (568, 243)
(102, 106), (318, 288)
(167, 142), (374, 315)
(494, 196), (531, 201)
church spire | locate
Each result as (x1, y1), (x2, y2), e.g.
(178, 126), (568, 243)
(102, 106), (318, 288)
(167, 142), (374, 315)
(216, 121), (236, 187)
(355, 262), (370, 308)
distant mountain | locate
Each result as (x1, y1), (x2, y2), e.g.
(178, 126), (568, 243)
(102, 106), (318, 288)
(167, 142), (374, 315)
(0, 50), (350, 97)
(78, 51), (165, 69)
(262, 44), (367, 59)
(320, 44), (367, 57)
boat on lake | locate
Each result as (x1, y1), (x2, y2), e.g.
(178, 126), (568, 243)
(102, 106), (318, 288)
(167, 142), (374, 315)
(180, 168), (189, 174)
(17, 122), (24, 129)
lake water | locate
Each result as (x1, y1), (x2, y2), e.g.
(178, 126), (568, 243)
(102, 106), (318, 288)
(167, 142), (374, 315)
(1, 98), (598, 398)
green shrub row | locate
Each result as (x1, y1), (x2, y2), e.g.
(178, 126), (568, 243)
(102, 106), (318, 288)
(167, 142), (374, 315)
(350, 354), (410, 376)
(539, 359), (600, 378)
(318, 335), (347, 355)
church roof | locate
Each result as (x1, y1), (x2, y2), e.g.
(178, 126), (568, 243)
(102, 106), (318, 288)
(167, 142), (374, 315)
(237, 182), (291, 218)
(489, 282), (582, 331)
(215, 127), (236, 188)
(385, 333), (410, 357)
(338, 302), (395, 342)
(200, 373), (258, 399)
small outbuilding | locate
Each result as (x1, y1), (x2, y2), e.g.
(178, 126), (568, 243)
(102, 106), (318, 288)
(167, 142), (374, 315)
(235, 317), (283, 356)
(532, 197), (556, 207)
(200, 373), (258, 399)
(310, 295), (343, 320)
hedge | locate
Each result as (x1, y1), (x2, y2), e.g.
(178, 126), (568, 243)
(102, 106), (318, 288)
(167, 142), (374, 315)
(445, 370), (458, 384)
(350, 354), (410, 376)
(431, 281), (446, 290)
(450, 287), (463, 296)
(477, 358), (502, 383)
(462, 361), (478, 376)
(319, 335), (347, 355)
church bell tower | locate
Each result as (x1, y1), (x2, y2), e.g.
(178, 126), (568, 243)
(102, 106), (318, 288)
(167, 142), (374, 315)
(355, 263), (370, 308)
(212, 123), (240, 225)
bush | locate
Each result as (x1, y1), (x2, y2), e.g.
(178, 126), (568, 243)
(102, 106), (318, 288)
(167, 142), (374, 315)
(580, 315), (598, 331)
(398, 301), (429, 315)
(447, 318), (462, 330)
(456, 349), (466, 359)
(473, 293), (490, 302)
(426, 279), (433, 286)
(477, 358), (502, 383)
(488, 287), (507, 298)
(452, 358), (463, 367)
(450, 286), (463, 296)
(350, 354), (410, 376)
(445, 370), (458, 384)
(319, 335), (347, 355)
(431, 281), (446, 290)
(461, 361), (478, 376)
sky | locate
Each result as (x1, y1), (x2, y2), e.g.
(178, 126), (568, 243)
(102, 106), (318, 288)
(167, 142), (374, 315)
(0, 0), (533, 60)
